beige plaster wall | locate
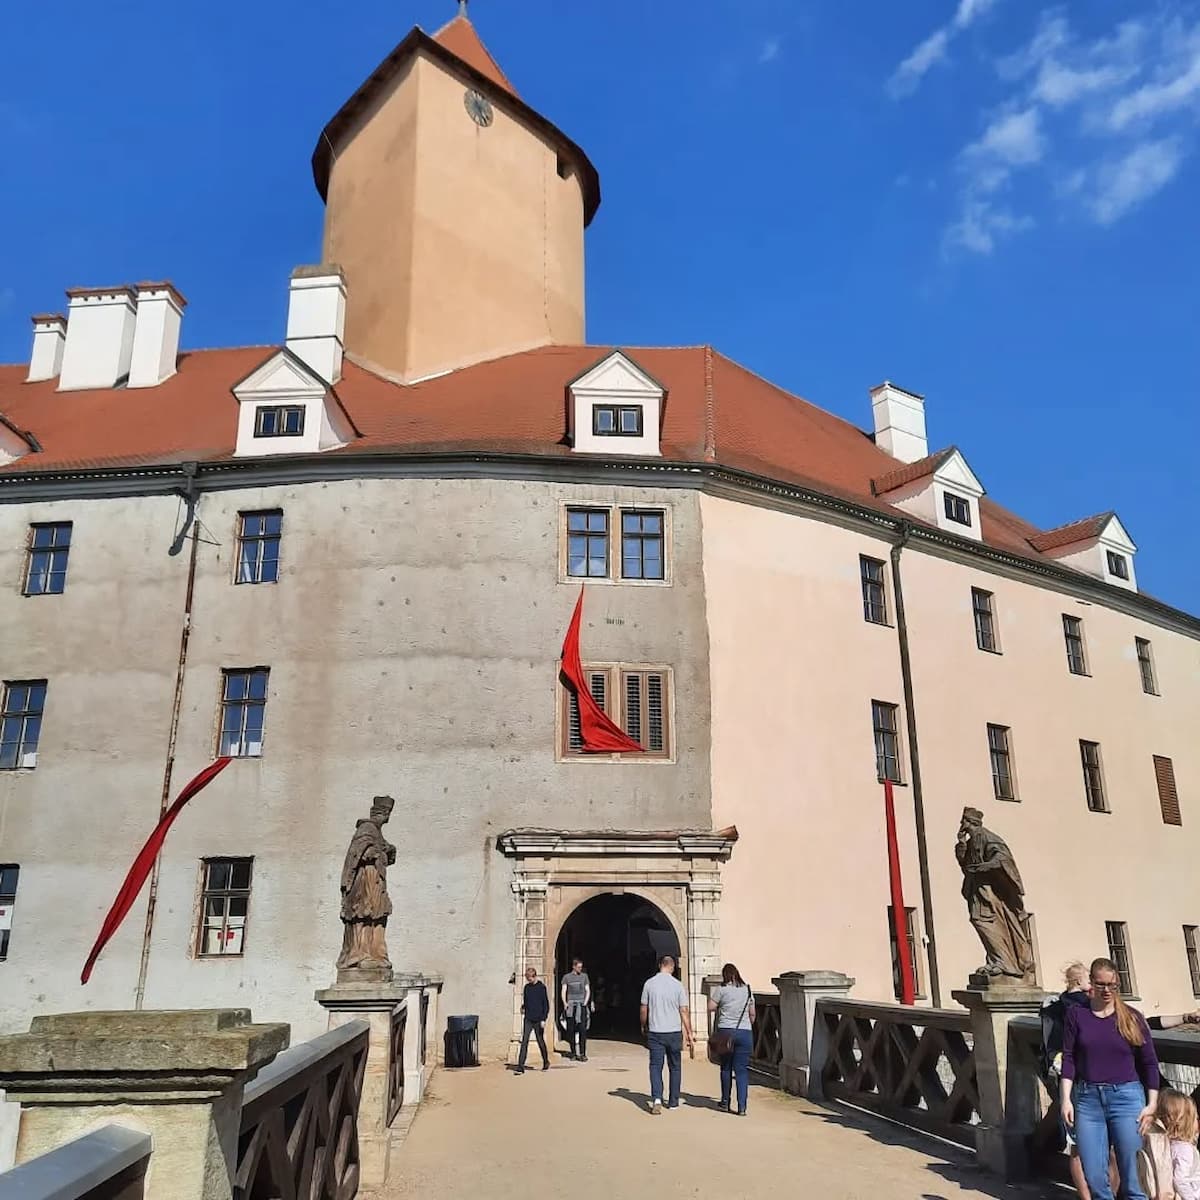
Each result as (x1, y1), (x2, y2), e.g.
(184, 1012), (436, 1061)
(700, 495), (921, 1002)
(901, 549), (1200, 1016)
(323, 51), (586, 382)
(0, 479), (710, 1058)
(703, 491), (1200, 1016)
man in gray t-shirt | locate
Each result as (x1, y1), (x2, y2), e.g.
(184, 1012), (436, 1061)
(560, 958), (591, 1062)
(640, 954), (694, 1113)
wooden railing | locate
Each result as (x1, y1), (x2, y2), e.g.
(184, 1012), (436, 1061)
(0, 1125), (151, 1200)
(387, 1003), (408, 1125)
(817, 998), (980, 1148)
(750, 992), (783, 1074)
(235, 1020), (369, 1200)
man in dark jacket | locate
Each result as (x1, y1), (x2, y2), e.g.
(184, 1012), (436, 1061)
(515, 967), (551, 1074)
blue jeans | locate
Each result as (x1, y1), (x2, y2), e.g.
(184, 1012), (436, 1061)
(648, 1030), (683, 1106)
(719, 1027), (752, 1112)
(1073, 1081), (1147, 1200)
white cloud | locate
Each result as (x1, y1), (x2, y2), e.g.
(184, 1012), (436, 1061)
(1107, 30), (1200, 130)
(944, 200), (1034, 255)
(889, 0), (1001, 98)
(1087, 138), (1186, 224)
(759, 37), (781, 65)
(967, 107), (1046, 165)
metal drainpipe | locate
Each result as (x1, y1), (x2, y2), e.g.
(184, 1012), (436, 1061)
(890, 525), (942, 1007)
(135, 465), (201, 1009)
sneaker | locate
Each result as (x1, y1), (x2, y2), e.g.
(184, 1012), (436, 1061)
(542, 1063), (550, 1071)
(649, 1099), (662, 1115)
(580, 1055), (588, 1063)
(514, 1068), (525, 1075)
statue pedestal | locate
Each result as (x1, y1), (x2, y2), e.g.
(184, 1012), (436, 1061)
(315, 973), (442, 1192)
(953, 980), (1045, 1180)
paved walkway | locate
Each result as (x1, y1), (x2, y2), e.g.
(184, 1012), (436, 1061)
(386, 1039), (1055, 1199)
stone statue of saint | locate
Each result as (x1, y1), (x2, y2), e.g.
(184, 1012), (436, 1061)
(337, 796), (396, 977)
(955, 807), (1036, 984)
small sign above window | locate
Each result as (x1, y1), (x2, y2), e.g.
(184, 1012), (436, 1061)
(943, 493), (972, 526)
(593, 405), (643, 437)
(1106, 550), (1130, 580)
(254, 405), (305, 438)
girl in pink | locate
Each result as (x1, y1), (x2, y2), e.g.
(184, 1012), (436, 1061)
(1158, 1090), (1200, 1200)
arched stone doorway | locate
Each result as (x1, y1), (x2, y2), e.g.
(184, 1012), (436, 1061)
(555, 892), (681, 1040)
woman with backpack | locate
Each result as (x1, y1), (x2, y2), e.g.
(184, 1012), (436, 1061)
(707, 963), (756, 1116)
(1061, 957), (1161, 1200)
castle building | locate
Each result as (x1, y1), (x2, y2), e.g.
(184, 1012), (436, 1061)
(1, 12), (1196, 1056)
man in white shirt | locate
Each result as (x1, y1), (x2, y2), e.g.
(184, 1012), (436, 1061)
(640, 954), (694, 1114)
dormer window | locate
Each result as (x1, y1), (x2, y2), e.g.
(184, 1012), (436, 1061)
(594, 404), (643, 437)
(944, 493), (972, 527)
(1107, 551), (1130, 581)
(255, 405), (305, 438)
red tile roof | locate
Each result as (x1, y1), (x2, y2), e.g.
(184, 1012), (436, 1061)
(431, 14), (518, 97)
(872, 448), (957, 495)
(1028, 513), (1115, 553)
(0, 343), (1063, 564)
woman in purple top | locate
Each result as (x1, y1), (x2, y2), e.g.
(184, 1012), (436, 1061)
(1061, 957), (1160, 1200)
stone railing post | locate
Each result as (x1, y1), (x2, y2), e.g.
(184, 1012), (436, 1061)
(952, 983), (1044, 1180)
(772, 971), (854, 1097)
(0, 1010), (288, 1200)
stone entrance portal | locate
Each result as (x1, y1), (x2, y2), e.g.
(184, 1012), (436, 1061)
(497, 828), (738, 1060)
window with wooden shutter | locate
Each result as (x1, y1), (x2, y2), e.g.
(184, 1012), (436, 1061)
(560, 664), (672, 760)
(1154, 755), (1181, 826)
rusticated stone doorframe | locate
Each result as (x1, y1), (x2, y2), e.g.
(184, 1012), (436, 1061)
(497, 828), (738, 1061)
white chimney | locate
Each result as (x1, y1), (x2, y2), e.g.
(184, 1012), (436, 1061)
(58, 286), (137, 391)
(28, 314), (67, 382)
(870, 381), (928, 464)
(286, 265), (346, 383)
(128, 282), (187, 388)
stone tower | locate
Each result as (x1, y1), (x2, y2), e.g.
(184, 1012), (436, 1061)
(311, 11), (600, 383)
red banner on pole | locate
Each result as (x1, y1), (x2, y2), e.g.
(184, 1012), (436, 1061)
(885, 779), (916, 1006)
(81, 757), (232, 984)
(560, 586), (643, 754)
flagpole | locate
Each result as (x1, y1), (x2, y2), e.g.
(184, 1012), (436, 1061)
(885, 779), (916, 1006)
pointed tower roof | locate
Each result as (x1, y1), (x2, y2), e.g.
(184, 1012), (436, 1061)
(431, 12), (518, 97)
(311, 19), (600, 224)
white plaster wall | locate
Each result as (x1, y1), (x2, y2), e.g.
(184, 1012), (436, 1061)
(0, 478), (711, 1057)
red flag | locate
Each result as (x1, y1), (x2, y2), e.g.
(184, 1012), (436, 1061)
(561, 586), (643, 754)
(885, 779), (916, 1006)
(81, 757), (232, 984)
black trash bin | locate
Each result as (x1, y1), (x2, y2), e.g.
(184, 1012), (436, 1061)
(444, 1015), (479, 1068)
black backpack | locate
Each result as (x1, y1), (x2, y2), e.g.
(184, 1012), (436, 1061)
(1039, 994), (1065, 1081)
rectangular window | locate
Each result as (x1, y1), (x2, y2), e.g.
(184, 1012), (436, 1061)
(197, 858), (253, 957)
(219, 669), (269, 758)
(0, 864), (18, 962)
(888, 905), (921, 1000)
(254, 405), (305, 437)
(860, 556), (888, 625)
(561, 665), (672, 759)
(1154, 755), (1181, 826)
(620, 510), (665, 580)
(1107, 550), (1130, 580)
(1080, 740), (1107, 813)
(872, 701), (902, 784)
(1136, 638), (1158, 696)
(944, 493), (972, 526)
(236, 511), (282, 585)
(0, 681), (46, 770)
(987, 724), (1016, 801)
(1063, 615), (1088, 675)
(566, 508), (609, 578)
(23, 523), (72, 596)
(1105, 921), (1136, 997)
(593, 405), (643, 437)
(1185, 926), (1200, 998)
(972, 588), (998, 652)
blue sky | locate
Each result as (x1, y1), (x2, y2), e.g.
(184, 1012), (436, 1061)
(1, 1), (1196, 608)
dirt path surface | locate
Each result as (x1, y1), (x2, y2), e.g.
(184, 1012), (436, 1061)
(384, 1039), (1053, 1199)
